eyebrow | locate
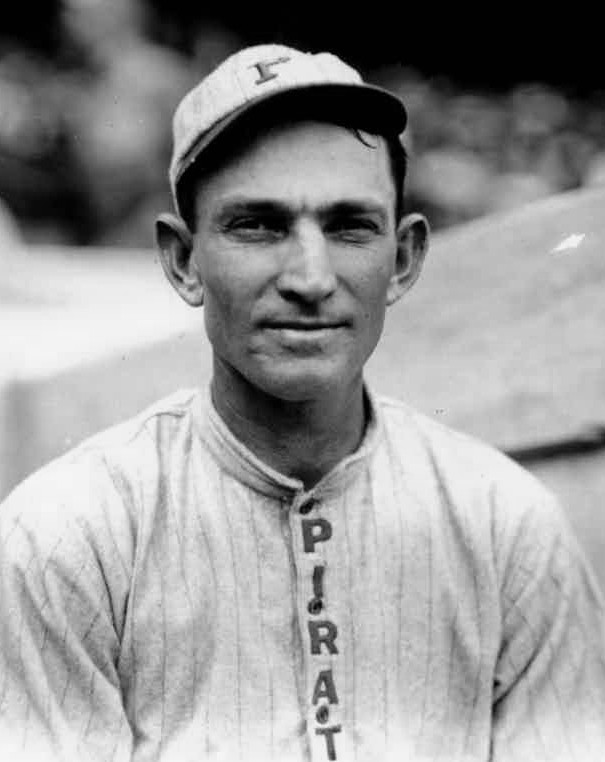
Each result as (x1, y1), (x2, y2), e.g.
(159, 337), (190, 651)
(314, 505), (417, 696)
(214, 200), (289, 222)
(213, 197), (390, 225)
(323, 201), (389, 226)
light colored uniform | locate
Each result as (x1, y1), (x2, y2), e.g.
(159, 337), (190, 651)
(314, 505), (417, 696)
(1, 388), (604, 762)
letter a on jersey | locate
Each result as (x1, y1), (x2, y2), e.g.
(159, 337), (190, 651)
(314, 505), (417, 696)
(312, 669), (339, 704)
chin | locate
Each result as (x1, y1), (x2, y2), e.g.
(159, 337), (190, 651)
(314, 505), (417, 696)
(251, 361), (360, 403)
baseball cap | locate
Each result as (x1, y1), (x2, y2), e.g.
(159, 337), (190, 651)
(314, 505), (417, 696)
(169, 44), (408, 217)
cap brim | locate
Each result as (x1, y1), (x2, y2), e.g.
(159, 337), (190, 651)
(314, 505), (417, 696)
(175, 82), (407, 190)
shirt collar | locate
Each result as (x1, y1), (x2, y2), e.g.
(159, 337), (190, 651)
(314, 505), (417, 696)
(192, 384), (382, 499)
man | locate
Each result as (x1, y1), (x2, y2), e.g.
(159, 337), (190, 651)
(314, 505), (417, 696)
(1, 44), (604, 762)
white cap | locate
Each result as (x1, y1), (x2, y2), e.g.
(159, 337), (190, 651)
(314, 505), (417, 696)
(169, 44), (407, 216)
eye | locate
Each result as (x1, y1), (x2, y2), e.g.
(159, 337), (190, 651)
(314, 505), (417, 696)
(224, 215), (286, 241)
(326, 215), (380, 241)
(232, 216), (267, 230)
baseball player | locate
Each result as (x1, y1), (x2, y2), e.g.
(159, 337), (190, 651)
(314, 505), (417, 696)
(1, 44), (605, 762)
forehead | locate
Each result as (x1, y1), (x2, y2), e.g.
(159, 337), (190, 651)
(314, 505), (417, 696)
(193, 120), (395, 216)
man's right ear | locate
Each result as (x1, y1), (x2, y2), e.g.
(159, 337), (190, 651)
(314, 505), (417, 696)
(155, 212), (204, 307)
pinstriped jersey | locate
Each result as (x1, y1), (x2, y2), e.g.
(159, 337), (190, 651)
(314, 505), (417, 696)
(1, 387), (604, 761)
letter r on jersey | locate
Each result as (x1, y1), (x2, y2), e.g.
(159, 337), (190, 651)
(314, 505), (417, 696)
(249, 57), (290, 84)
(308, 620), (338, 654)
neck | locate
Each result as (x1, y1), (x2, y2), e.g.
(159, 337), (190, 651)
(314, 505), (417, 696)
(210, 363), (367, 487)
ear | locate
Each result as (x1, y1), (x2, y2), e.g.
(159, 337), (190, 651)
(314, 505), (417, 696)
(155, 212), (204, 307)
(386, 212), (430, 306)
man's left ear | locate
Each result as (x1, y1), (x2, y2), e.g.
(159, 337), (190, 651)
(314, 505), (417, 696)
(387, 213), (430, 306)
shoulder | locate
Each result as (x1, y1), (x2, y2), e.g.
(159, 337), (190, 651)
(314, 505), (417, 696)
(75, 386), (201, 458)
(373, 393), (578, 577)
(375, 392), (540, 491)
(0, 388), (201, 561)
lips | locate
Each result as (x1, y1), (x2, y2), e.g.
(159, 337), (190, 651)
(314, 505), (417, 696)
(265, 321), (345, 330)
(261, 315), (350, 330)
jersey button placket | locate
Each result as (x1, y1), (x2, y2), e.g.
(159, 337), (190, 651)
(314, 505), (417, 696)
(299, 497), (317, 515)
(298, 496), (342, 762)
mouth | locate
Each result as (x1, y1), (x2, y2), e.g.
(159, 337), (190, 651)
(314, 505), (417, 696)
(263, 320), (348, 331)
(260, 321), (348, 347)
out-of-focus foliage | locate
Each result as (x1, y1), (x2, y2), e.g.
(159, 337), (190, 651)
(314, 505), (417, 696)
(1, 0), (605, 247)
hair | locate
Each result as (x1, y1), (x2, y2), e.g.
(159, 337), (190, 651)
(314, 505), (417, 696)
(368, 131), (407, 223)
(177, 105), (408, 233)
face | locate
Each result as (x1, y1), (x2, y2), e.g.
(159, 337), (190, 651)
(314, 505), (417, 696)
(184, 121), (409, 402)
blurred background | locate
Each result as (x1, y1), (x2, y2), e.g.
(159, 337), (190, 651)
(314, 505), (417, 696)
(1, 0), (605, 246)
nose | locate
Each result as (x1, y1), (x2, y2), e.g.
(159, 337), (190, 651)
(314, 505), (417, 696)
(276, 219), (337, 303)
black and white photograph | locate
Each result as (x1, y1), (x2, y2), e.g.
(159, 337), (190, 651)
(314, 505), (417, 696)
(1, 3), (604, 760)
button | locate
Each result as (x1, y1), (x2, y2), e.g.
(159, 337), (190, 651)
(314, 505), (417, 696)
(316, 705), (330, 724)
(299, 498), (317, 515)
(307, 597), (323, 615)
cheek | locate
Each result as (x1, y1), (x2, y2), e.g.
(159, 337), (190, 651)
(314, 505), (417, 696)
(198, 266), (239, 342)
(353, 258), (394, 321)
(199, 257), (266, 348)
(202, 286), (241, 347)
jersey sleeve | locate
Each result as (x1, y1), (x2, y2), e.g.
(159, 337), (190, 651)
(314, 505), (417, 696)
(0, 464), (134, 762)
(491, 483), (605, 761)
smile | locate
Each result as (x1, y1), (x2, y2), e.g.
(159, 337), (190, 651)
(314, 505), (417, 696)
(266, 323), (345, 331)
(262, 322), (347, 348)
(262, 318), (349, 330)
